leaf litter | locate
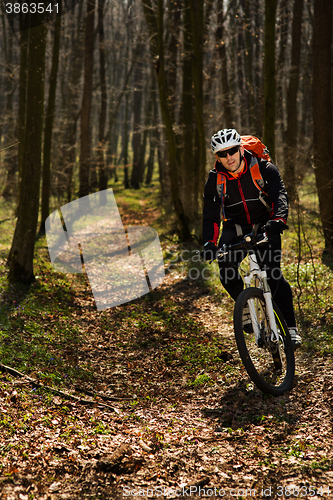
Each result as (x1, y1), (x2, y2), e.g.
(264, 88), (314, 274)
(1, 267), (333, 500)
(1, 198), (333, 499)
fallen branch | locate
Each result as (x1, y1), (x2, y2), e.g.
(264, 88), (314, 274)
(74, 385), (133, 402)
(0, 362), (118, 411)
(0, 142), (20, 152)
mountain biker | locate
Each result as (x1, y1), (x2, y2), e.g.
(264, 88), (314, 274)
(202, 128), (301, 349)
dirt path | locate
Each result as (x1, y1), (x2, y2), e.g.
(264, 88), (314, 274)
(1, 265), (333, 500)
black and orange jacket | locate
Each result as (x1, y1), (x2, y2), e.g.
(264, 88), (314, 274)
(202, 150), (289, 245)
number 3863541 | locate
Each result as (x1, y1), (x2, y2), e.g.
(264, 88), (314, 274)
(5, 3), (59, 14)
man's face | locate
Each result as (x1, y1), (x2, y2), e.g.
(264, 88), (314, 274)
(215, 145), (244, 172)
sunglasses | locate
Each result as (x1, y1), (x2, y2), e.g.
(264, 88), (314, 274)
(216, 145), (240, 158)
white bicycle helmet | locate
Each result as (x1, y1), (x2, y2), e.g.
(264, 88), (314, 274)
(211, 128), (241, 153)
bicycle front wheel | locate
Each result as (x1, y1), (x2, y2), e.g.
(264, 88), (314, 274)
(234, 287), (295, 396)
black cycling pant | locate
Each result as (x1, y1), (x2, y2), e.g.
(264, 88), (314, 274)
(217, 226), (296, 328)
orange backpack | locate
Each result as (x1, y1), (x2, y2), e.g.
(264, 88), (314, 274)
(216, 136), (272, 221)
(240, 135), (272, 162)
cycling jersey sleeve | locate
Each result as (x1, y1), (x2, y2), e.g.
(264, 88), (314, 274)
(202, 170), (221, 245)
(260, 161), (289, 224)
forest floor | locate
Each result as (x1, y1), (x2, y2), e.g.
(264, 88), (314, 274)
(1, 188), (333, 500)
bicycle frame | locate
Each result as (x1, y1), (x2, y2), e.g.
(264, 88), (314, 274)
(244, 250), (279, 344)
(215, 232), (295, 395)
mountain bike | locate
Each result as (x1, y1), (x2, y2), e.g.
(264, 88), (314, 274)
(216, 232), (295, 396)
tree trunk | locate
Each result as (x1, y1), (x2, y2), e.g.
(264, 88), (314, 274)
(142, 0), (191, 240)
(106, 47), (137, 186)
(1, 10), (16, 199)
(61, 2), (84, 203)
(139, 81), (154, 184)
(131, 45), (144, 189)
(283, 0), (304, 203)
(299, 43), (312, 168)
(312, 0), (333, 251)
(145, 105), (156, 186)
(17, 21), (29, 206)
(263, 0), (277, 161)
(123, 91), (130, 189)
(166, 0), (181, 120)
(181, 0), (194, 210)
(7, 22), (47, 283)
(40, 13), (61, 233)
(253, 0), (264, 137)
(216, 0), (234, 128)
(243, 0), (255, 130)
(236, 10), (247, 130)
(276, 0), (289, 140)
(97, 0), (108, 192)
(189, 0), (206, 219)
(79, 0), (95, 199)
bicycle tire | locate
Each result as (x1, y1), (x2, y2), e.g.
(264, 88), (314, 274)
(234, 287), (295, 396)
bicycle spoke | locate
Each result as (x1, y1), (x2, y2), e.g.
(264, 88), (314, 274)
(234, 288), (295, 395)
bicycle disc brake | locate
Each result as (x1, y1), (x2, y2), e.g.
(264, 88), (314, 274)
(267, 336), (282, 370)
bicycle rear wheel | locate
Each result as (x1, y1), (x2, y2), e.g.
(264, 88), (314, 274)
(234, 287), (295, 395)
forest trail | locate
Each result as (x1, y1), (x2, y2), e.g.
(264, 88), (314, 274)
(1, 263), (333, 499)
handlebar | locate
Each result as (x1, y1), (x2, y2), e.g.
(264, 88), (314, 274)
(216, 231), (268, 259)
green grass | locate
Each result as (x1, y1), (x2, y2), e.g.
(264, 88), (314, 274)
(0, 233), (93, 385)
(186, 172), (333, 355)
(0, 172), (333, 387)
(0, 178), (167, 386)
(280, 176), (333, 354)
(188, 373), (213, 386)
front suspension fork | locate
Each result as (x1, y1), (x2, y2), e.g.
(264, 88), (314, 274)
(262, 275), (279, 342)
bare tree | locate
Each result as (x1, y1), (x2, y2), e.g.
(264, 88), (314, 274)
(216, 0), (234, 127)
(142, 0), (191, 239)
(131, 43), (145, 189)
(263, 0), (277, 160)
(79, 0), (96, 199)
(283, 0), (304, 202)
(97, 0), (108, 192)
(40, 13), (62, 233)
(1, 11), (16, 198)
(312, 0), (333, 252)
(8, 22), (47, 282)
(59, 2), (85, 202)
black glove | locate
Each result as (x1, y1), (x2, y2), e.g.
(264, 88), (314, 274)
(263, 219), (289, 235)
(201, 242), (217, 261)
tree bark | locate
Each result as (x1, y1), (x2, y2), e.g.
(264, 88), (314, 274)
(263, 0), (277, 161)
(236, 9), (247, 130)
(181, 0), (194, 210)
(16, 19), (29, 206)
(253, 0), (264, 137)
(122, 90), (130, 189)
(276, 0), (289, 139)
(283, 0), (304, 203)
(139, 80), (154, 184)
(243, 0), (255, 130)
(216, 0), (234, 128)
(189, 0), (206, 216)
(40, 13), (61, 233)
(142, 0), (191, 240)
(79, 0), (95, 199)
(97, 0), (108, 192)
(1, 10), (16, 199)
(145, 95), (156, 185)
(166, 0), (181, 120)
(7, 22), (47, 283)
(131, 44), (144, 189)
(312, 0), (333, 251)
(60, 2), (84, 203)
